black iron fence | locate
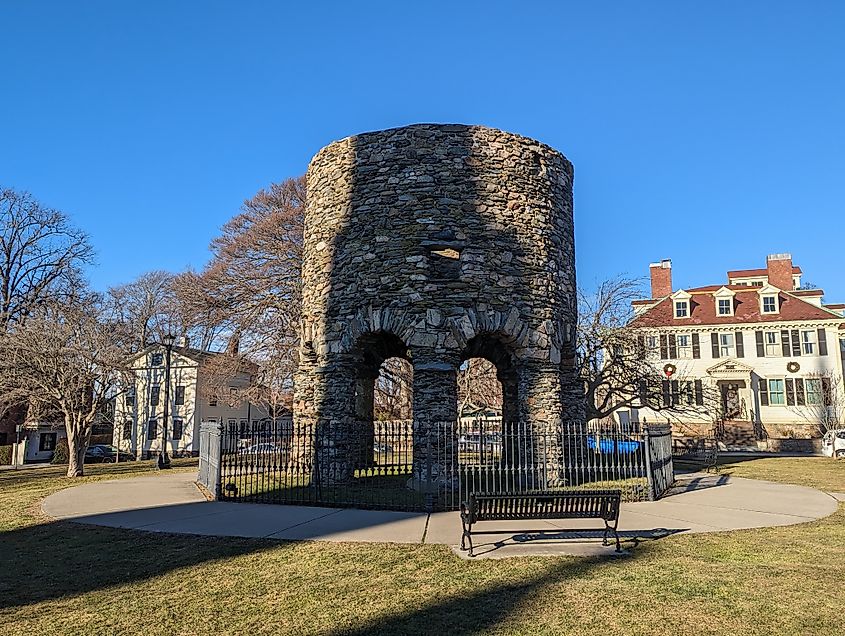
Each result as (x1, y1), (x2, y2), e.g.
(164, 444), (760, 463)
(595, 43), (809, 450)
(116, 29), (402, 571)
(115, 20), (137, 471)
(199, 418), (674, 512)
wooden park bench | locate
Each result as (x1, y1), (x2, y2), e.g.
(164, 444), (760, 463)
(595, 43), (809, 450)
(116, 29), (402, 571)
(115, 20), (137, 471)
(459, 490), (622, 557)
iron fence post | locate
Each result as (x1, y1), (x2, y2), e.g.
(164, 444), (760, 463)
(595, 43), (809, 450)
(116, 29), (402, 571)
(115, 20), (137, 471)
(643, 423), (655, 501)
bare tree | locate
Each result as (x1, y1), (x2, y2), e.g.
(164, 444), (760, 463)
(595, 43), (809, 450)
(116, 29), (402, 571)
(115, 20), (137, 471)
(457, 358), (502, 417)
(0, 295), (131, 476)
(788, 371), (844, 437)
(0, 188), (94, 331)
(108, 270), (178, 351)
(578, 276), (717, 422)
(373, 358), (413, 420)
(174, 177), (306, 412)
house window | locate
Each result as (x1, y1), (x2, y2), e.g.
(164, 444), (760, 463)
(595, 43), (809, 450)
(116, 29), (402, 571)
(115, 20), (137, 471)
(762, 296), (778, 313)
(675, 301), (688, 318)
(719, 333), (735, 357)
(150, 385), (160, 406)
(764, 331), (780, 357)
(39, 432), (57, 451)
(172, 418), (184, 441)
(122, 420), (132, 440)
(148, 418), (158, 439)
(151, 352), (163, 366)
(801, 330), (817, 355)
(768, 379), (785, 405)
(677, 334), (692, 358)
(805, 379), (823, 405)
(126, 385), (136, 407)
(175, 385), (185, 406)
(646, 336), (658, 358)
(751, 281), (763, 287)
(718, 299), (732, 315)
(209, 397), (218, 407)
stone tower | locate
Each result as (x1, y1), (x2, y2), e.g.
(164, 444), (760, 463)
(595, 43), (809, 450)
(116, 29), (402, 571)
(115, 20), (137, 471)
(293, 124), (578, 485)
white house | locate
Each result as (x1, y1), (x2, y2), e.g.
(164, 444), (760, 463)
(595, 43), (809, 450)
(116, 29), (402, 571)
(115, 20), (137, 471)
(623, 254), (845, 446)
(113, 344), (273, 458)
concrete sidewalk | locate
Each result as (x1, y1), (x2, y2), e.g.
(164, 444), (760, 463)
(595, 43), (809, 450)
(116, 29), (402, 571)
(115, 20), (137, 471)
(41, 471), (839, 559)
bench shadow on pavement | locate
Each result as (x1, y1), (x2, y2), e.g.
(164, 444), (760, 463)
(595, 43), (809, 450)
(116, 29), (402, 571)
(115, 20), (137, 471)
(465, 527), (686, 558)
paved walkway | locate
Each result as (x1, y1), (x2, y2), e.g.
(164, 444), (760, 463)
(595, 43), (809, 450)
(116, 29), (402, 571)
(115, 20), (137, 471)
(41, 472), (839, 559)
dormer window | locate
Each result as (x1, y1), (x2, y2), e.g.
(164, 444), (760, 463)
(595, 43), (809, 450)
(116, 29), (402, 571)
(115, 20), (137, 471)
(757, 284), (782, 316)
(675, 301), (689, 318)
(151, 352), (163, 366)
(762, 295), (778, 314)
(718, 299), (733, 316)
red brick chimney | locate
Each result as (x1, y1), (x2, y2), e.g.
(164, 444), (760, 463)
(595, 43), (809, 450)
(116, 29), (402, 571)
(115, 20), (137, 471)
(649, 259), (673, 298)
(766, 253), (794, 290)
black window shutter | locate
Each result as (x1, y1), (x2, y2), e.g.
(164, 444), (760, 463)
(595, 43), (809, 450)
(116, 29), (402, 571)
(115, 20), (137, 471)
(638, 379), (648, 405)
(694, 379), (704, 406)
(791, 329), (801, 357)
(822, 378), (833, 406)
(711, 332), (720, 358)
(759, 379), (769, 406)
(637, 334), (645, 356)
(755, 331), (765, 357)
(781, 330), (791, 357)
(785, 378), (795, 406)
(692, 332), (701, 359)
(659, 334), (668, 360)
(796, 379), (806, 406)
(662, 380), (671, 407)
(818, 329), (828, 356)
(669, 334), (678, 359)
(671, 380), (680, 406)
(735, 332), (744, 358)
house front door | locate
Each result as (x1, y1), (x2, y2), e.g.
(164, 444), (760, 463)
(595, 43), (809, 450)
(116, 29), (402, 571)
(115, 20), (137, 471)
(721, 383), (742, 419)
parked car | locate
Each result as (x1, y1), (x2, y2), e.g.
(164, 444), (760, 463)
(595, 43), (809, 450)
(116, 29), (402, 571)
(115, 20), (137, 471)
(84, 444), (135, 463)
(458, 432), (502, 453)
(587, 434), (642, 455)
(238, 442), (280, 455)
(821, 429), (845, 459)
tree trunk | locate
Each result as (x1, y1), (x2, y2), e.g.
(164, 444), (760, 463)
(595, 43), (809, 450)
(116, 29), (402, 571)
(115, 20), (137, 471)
(65, 419), (89, 478)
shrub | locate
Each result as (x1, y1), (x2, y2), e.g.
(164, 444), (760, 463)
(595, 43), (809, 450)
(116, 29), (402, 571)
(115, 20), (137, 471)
(0, 445), (11, 466)
(50, 438), (69, 464)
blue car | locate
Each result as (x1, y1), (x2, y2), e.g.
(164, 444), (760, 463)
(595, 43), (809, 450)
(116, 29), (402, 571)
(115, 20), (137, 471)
(587, 435), (642, 454)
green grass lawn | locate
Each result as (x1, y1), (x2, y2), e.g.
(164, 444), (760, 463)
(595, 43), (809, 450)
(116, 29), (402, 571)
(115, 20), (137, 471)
(1, 457), (843, 635)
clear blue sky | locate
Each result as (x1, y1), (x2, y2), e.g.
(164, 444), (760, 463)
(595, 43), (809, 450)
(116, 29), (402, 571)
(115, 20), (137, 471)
(2, 1), (844, 299)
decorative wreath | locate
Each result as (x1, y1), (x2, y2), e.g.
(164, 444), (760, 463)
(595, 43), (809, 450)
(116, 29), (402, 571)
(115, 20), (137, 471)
(787, 361), (801, 374)
(663, 363), (677, 378)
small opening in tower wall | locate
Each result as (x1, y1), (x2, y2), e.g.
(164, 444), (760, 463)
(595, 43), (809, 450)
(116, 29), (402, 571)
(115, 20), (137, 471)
(427, 246), (462, 279)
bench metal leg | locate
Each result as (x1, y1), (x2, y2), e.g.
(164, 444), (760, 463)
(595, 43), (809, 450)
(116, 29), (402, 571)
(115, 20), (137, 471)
(604, 518), (622, 552)
(460, 507), (474, 557)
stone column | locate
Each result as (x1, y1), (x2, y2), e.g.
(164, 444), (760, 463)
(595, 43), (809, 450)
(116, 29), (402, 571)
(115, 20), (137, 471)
(517, 362), (564, 487)
(354, 372), (376, 468)
(499, 369), (520, 472)
(312, 358), (358, 486)
(411, 360), (457, 492)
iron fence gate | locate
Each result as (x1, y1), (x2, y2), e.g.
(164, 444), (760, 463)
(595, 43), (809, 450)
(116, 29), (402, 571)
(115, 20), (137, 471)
(199, 418), (675, 512)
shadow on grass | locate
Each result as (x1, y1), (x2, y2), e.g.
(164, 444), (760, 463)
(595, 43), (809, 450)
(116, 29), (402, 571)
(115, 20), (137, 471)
(0, 517), (276, 612)
(326, 548), (649, 636)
